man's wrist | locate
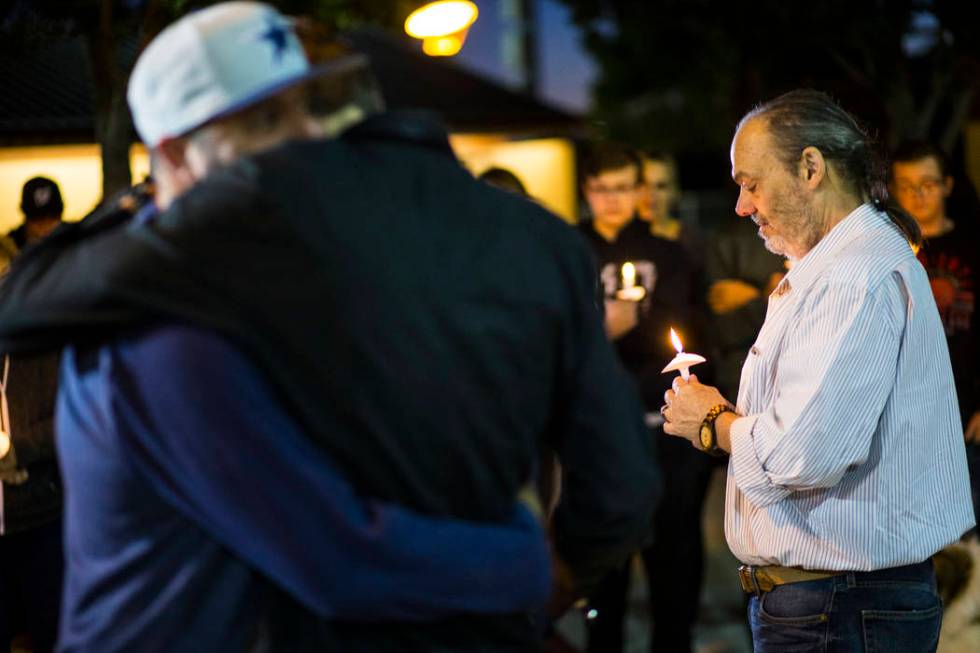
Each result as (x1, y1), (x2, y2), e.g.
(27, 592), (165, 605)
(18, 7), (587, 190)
(715, 411), (737, 453)
(699, 404), (734, 456)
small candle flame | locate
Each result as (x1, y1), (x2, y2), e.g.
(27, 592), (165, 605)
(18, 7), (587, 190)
(621, 261), (636, 289)
(670, 327), (683, 353)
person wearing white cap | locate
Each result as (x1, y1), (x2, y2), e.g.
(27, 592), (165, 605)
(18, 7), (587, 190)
(126, 0), (330, 211)
(0, 2), (661, 651)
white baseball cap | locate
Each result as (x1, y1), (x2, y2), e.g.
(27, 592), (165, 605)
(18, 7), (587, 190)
(128, 1), (317, 147)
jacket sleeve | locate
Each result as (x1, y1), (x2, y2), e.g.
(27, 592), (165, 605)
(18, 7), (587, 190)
(549, 235), (663, 592)
(74, 325), (552, 621)
(0, 202), (163, 353)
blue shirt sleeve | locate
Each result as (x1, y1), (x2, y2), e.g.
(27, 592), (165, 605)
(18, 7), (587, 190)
(94, 324), (551, 621)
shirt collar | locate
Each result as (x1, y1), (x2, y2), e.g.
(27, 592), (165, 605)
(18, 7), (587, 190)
(779, 203), (884, 295)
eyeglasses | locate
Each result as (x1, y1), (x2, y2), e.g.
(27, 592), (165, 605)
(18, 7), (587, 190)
(585, 183), (638, 196)
(894, 178), (944, 197)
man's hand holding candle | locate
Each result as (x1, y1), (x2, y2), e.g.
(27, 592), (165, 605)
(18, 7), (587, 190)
(662, 375), (735, 451)
(660, 327), (736, 453)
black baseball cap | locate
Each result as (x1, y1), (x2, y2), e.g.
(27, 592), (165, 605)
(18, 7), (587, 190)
(20, 176), (64, 219)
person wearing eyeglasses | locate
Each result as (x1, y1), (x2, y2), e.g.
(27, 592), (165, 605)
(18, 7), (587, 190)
(577, 142), (709, 653)
(891, 140), (980, 527)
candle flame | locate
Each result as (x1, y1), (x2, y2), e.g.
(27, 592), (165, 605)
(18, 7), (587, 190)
(670, 327), (683, 353)
(621, 261), (636, 289)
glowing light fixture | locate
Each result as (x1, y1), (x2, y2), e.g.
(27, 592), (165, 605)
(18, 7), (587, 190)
(405, 1), (479, 57)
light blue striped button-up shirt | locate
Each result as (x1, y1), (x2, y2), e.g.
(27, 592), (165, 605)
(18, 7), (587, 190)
(726, 203), (975, 571)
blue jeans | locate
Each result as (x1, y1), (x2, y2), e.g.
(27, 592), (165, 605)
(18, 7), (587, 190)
(748, 560), (941, 652)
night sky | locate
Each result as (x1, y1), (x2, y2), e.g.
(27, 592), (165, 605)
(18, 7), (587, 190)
(451, 0), (596, 114)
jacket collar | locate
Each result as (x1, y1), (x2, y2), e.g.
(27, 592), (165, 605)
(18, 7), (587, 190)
(342, 110), (453, 154)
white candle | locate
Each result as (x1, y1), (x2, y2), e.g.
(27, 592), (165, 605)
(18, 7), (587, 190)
(661, 327), (706, 381)
(616, 261), (646, 301)
(622, 262), (636, 288)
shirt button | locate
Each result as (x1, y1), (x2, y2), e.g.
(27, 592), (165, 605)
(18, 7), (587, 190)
(750, 346), (760, 356)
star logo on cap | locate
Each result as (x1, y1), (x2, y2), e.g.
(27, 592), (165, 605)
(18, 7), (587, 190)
(258, 17), (290, 62)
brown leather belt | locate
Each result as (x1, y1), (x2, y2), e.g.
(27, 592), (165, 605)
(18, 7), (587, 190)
(738, 564), (845, 594)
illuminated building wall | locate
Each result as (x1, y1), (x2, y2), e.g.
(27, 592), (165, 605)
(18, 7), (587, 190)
(0, 145), (150, 232)
(0, 136), (577, 233)
(450, 134), (577, 223)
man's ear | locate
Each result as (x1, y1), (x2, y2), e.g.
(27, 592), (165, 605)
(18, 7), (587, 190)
(150, 138), (197, 208)
(943, 175), (954, 198)
(799, 146), (826, 189)
(155, 138), (188, 171)
(156, 138), (200, 189)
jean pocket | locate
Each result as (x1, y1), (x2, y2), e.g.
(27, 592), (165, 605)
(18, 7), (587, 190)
(757, 581), (832, 625)
(862, 600), (942, 653)
(751, 583), (832, 652)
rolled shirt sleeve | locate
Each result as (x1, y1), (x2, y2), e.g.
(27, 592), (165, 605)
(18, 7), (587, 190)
(729, 274), (905, 508)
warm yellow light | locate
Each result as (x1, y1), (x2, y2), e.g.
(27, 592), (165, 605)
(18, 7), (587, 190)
(0, 144), (150, 231)
(405, 1), (478, 38)
(422, 35), (463, 56)
(621, 262), (636, 289)
(670, 327), (684, 353)
(449, 135), (577, 223)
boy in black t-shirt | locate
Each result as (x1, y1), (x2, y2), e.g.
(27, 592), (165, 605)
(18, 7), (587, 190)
(578, 143), (711, 653)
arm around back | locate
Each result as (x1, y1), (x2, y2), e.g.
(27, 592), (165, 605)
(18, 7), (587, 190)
(76, 324), (552, 621)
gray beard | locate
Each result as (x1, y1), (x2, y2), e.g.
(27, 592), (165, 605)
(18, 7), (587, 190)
(760, 187), (825, 259)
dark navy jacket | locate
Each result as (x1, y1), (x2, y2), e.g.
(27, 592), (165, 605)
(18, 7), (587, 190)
(56, 325), (551, 652)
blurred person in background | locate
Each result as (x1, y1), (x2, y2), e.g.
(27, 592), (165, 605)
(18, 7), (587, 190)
(11, 177), (64, 249)
(0, 176), (66, 652)
(636, 151), (682, 242)
(0, 177), (65, 275)
(636, 151), (703, 261)
(578, 142), (710, 653)
(704, 218), (785, 400)
(478, 167), (528, 197)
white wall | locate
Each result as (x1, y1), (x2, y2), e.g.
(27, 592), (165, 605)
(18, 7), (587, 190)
(0, 144), (150, 232)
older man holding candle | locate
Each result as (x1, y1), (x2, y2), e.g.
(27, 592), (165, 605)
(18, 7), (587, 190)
(662, 89), (975, 652)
